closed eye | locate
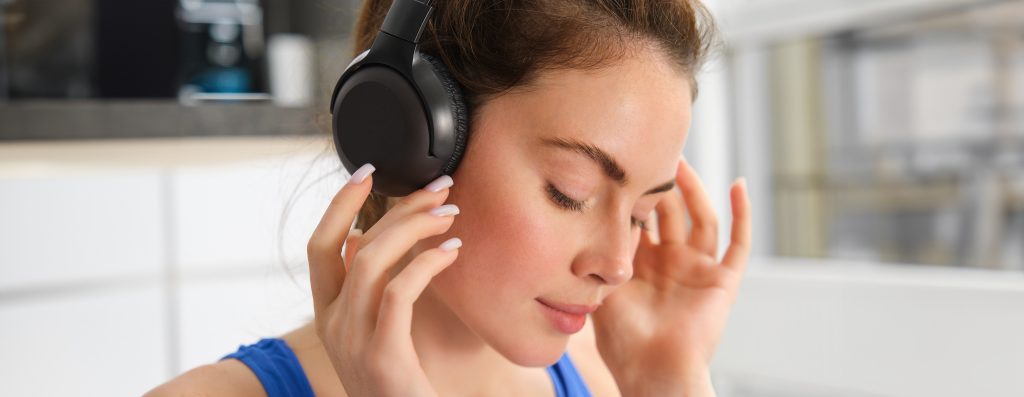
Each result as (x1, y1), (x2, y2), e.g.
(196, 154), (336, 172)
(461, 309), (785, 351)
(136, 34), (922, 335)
(545, 183), (650, 231)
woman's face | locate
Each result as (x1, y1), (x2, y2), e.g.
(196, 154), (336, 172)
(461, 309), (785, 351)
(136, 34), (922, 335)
(423, 46), (693, 366)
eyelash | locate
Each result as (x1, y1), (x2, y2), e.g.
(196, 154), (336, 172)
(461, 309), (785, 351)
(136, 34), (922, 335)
(545, 184), (650, 231)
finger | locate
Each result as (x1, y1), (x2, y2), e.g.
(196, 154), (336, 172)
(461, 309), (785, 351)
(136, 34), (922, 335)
(640, 210), (660, 248)
(653, 171), (688, 245)
(307, 163), (375, 316)
(633, 223), (658, 280)
(678, 157), (719, 255)
(345, 206), (459, 324)
(375, 239), (461, 346)
(361, 175), (453, 246)
(343, 229), (363, 272)
(720, 178), (752, 273)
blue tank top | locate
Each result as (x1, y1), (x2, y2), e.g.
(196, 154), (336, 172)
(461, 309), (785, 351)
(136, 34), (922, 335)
(221, 338), (593, 397)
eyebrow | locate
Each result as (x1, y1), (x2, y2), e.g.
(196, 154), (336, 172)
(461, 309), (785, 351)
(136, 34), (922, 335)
(538, 137), (676, 195)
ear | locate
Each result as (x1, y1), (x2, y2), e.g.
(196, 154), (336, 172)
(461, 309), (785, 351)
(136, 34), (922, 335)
(342, 228), (364, 272)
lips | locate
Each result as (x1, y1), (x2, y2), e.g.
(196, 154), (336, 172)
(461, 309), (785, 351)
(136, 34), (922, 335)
(537, 299), (599, 315)
(536, 298), (598, 334)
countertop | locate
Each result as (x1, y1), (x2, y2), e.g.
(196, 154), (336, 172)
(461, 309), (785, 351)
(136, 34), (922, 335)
(0, 135), (335, 177)
(0, 100), (326, 140)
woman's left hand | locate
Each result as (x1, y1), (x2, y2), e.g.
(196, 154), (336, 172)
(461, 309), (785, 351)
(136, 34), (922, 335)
(591, 156), (751, 396)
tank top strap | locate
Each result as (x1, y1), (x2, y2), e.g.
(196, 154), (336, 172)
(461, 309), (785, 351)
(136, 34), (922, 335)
(220, 338), (315, 397)
(546, 352), (594, 397)
(221, 338), (591, 397)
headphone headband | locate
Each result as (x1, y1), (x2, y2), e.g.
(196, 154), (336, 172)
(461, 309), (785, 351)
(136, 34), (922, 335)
(379, 0), (434, 44)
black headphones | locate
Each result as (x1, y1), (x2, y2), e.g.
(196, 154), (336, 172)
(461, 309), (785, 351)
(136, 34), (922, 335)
(329, 0), (468, 197)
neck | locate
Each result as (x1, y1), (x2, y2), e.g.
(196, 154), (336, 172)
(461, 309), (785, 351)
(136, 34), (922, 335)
(396, 249), (523, 394)
(415, 286), (487, 350)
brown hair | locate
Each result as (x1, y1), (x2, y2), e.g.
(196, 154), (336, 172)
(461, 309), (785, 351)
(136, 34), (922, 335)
(349, 0), (719, 232)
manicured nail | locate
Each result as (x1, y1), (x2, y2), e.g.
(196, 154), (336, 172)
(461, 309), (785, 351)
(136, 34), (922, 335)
(429, 204), (460, 217)
(348, 163), (375, 185)
(424, 175), (454, 192)
(439, 237), (462, 251)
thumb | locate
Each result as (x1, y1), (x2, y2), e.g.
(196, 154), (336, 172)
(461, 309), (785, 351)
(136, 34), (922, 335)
(343, 228), (364, 272)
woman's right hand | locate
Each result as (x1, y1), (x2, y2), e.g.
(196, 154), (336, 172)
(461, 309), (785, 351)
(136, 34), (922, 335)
(306, 164), (462, 397)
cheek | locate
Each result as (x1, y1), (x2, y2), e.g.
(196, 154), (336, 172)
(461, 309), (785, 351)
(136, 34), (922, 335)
(441, 180), (571, 299)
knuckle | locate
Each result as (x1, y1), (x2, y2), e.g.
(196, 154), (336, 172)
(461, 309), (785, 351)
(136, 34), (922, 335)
(416, 211), (457, 230)
(381, 282), (410, 308)
(352, 245), (379, 268)
(390, 198), (411, 213)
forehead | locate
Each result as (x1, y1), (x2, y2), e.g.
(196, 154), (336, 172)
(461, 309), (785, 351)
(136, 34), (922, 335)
(486, 47), (692, 178)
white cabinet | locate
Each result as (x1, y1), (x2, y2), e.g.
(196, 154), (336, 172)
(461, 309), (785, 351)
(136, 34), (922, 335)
(0, 172), (164, 290)
(177, 273), (314, 370)
(0, 137), (342, 394)
(0, 288), (168, 397)
(172, 153), (344, 273)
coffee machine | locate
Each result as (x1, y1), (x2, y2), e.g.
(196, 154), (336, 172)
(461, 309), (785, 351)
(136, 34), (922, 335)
(176, 0), (266, 101)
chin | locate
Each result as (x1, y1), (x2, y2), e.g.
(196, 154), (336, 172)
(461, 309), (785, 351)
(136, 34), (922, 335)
(485, 326), (571, 367)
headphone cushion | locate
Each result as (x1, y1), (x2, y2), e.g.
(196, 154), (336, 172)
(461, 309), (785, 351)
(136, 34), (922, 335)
(419, 52), (469, 177)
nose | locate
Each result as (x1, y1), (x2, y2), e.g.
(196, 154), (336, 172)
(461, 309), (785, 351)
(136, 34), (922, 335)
(570, 216), (635, 286)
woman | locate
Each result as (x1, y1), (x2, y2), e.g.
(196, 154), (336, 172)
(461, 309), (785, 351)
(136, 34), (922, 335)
(147, 0), (750, 395)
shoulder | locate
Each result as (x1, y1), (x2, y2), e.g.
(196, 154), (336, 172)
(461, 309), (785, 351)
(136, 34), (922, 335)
(567, 318), (621, 397)
(143, 359), (266, 397)
(144, 323), (341, 397)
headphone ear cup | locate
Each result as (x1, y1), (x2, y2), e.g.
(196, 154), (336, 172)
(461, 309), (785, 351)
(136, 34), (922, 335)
(417, 52), (469, 177)
(332, 64), (436, 197)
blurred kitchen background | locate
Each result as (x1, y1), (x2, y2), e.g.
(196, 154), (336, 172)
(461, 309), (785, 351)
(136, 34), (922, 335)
(1, 0), (1022, 396)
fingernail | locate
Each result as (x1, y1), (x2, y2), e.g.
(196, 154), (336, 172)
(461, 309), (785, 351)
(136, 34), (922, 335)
(736, 176), (747, 187)
(348, 163), (375, 185)
(439, 237), (462, 251)
(424, 175), (454, 192)
(429, 204), (460, 217)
